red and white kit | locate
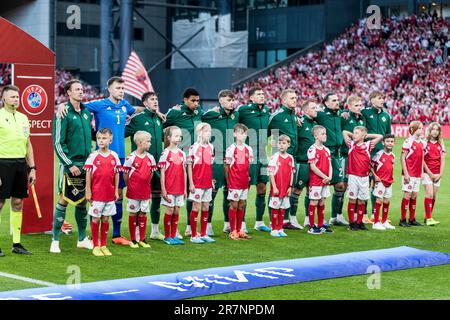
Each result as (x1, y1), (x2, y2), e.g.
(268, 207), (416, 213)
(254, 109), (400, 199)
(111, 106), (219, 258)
(423, 140), (445, 187)
(225, 143), (253, 201)
(83, 150), (121, 217)
(307, 144), (331, 200)
(401, 137), (425, 192)
(371, 150), (395, 199)
(188, 142), (214, 203)
(346, 140), (375, 200)
(158, 148), (187, 207)
(123, 151), (157, 213)
(267, 152), (295, 209)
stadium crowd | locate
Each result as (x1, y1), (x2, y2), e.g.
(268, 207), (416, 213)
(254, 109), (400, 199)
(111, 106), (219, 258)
(55, 69), (103, 104)
(234, 14), (450, 124)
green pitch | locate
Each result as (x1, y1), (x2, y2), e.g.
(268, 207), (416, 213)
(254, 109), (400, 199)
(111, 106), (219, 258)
(0, 138), (449, 299)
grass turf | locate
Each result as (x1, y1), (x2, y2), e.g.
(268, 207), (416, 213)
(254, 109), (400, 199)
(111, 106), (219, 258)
(0, 137), (449, 299)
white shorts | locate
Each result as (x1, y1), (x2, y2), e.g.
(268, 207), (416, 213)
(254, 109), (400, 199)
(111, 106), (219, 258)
(88, 201), (116, 218)
(269, 196), (290, 209)
(422, 173), (441, 187)
(308, 186), (331, 200)
(127, 199), (150, 213)
(347, 174), (370, 200)
(227, 189), (248, 201)
(188, 188), (213, 203)
(161, 194), (185, 207)
(402, 176), (421, 193)
(372, 181), (393, 199)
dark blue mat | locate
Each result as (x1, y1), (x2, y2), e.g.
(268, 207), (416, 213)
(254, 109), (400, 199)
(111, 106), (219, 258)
(0, 246), (449, 300)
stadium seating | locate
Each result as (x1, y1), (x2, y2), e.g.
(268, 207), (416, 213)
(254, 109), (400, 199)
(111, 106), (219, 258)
(234, 14), (450, 124)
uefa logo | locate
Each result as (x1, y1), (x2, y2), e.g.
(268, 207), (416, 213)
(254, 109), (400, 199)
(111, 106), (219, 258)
(20, 84), (48, 116)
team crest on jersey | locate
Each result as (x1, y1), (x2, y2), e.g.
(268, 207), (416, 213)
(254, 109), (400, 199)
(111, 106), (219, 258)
(156, 120), (161, 126)
(20, 84), (48, 116)
(122, 106), (127, 113)
(96, 161), (101, 165)
(263, 109), (267, 113)
(231, 114), (235, 120)
(83, 114), (88, 120)
(382, 117), (386, 122)
(194, 110), (199, 115)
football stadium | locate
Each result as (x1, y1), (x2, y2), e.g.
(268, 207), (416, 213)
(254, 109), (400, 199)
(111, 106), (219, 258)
(0, 0), (450, 305)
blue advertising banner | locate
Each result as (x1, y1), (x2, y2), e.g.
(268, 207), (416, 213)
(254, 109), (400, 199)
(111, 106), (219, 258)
(0, 246), (449, 300)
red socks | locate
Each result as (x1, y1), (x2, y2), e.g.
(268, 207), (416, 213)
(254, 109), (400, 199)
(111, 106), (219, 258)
(91, 220), (99, 247)
(347, 202), (356, 224)
(424, 197), (433, 219)
(308, 203), (316, 227)
(229, 208), (237, 233)
(401, 198), (409, 220)
(237, 209), (245, 232)
(382, 203), (390, 224)
(129, 215), (137, 241)
(100, 221), (109, 247)
(164, 213), (171, 239)
(271, 209), (279, 231)
(317, 204), (325, 228)
(373, 202), (382, 223)
(409, 198), (417, 221)
(278, 209), (285, 231)
(138, 215), (147, 241)
(356, 202), (365, 224)
(190, 210), (198, 237)
(200, 211), (208, 237)
(170, 214), (179, 238)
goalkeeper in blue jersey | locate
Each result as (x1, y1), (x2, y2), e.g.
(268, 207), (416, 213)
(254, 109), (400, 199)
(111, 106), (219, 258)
(57, 76), (165, 245)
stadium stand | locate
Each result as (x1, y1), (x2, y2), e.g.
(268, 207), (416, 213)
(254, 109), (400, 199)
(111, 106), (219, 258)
(234, 14), (450, 124)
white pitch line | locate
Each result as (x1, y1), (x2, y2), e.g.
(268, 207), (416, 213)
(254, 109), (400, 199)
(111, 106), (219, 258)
(0, 271), (57, 287)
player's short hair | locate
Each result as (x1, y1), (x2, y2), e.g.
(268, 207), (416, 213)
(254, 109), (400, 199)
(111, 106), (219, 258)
(163, 125), (181, 148)
(64, 80), (82, 94)
(280, 89), (296, 101)
(312, 125), (326, 136)
(249, 86), (263, 97)
(346, 95), (362, 106)
(353, 126), (367, 134)
(133, 130), (151, 145)
(408, 121), (423, 135)
(218, 89), (234, 100)
(141, 91), (157, 102)
(383, 134), (395, 141)
(369, 91), (385, 101)
(1, 84), (19, 97)
(183, 88), (200, 99)
(278, 134), (291, 144)
(97, 128), (113, 137)
(233, 123), (248, 133)
(301, 99), (316, 111)
(426, 122), (442, 143)
(107, 76), (125, 87)
(322, 92), (336, 104)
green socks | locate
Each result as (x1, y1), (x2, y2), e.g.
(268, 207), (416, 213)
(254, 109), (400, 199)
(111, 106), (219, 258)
(52, 203), (67, 241)
(288, 193), (300, 218)
(150, 194), (161, 224)
(255, 194), (266, 221)
(331, 191), (345, 218)
(75, 204), (87, 241)
(10, 209), (23, 244)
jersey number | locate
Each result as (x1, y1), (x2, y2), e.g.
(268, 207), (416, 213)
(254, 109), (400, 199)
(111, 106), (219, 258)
(339, 167), (344, 177)
(116, 115), (120, 124)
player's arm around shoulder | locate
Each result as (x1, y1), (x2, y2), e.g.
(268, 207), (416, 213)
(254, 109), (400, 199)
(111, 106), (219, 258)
(164, 107), (181, 128)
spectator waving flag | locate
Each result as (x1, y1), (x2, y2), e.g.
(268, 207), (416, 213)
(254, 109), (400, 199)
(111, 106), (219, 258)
(121, 50), (154, 100)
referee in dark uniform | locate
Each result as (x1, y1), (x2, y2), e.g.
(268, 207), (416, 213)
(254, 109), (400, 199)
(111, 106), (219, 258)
(0, 85), (35, 256)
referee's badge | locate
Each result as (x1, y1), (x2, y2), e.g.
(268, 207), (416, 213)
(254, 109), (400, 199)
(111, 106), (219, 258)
(23, 126), (30, 137)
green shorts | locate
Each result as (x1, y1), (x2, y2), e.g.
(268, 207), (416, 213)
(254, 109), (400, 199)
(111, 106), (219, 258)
(343, 156), (348, 183)
(294, 161), (310, 189)
(249, 162), (269, 185)
(212, 163), (227, 189)
(330, 156), (345, 185)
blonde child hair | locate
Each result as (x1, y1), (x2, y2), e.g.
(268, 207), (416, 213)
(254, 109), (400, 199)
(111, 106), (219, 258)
(195, 122), (211, 143)
(426, 122), (443, 143)
(408, 121), (423, 135)
(133, 130), (151, 145)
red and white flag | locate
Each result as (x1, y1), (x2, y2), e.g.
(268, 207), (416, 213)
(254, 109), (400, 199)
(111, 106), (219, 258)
(121, 50), (154, 100)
